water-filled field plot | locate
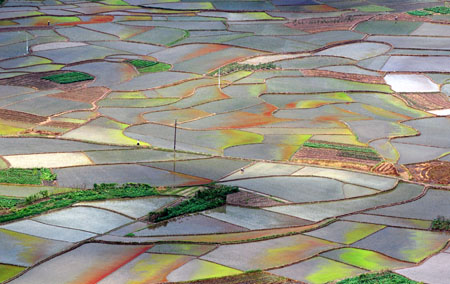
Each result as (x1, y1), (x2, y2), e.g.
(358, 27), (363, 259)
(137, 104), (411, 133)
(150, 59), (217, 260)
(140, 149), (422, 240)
(201, 234), (340, 270)
(1, 2), (450, 283)
(352, 227), (449, 263)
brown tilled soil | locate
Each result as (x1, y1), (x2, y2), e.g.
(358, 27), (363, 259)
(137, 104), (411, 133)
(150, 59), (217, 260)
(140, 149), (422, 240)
(373, 12), (436, 23)
(397, 93), (450, 111)
(371, 162), (399, 177)
(164, 271), (300, 284)
(0, 109), (47, 124)
(226, 191), (284, 207)
(292, 147), (378, 172)
(0, 71), (91, 91)
(406, 161), (450, 185)
(40, 120), (80, 128)
(47, 86), (109, 104)
(301, 69), (385, 84)
(286, 15), (372, 33)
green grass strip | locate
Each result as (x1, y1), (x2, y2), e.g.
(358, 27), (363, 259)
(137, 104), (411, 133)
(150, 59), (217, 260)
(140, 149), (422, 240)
(303, 142), (378, 154)
(336, 272), (419, 284)
(41, 72), (94, 84)
(0, 168), (56, 185)
(126, 60), (171, 73)
(0, 183), (158, 223)
(150, 184), (238, 222)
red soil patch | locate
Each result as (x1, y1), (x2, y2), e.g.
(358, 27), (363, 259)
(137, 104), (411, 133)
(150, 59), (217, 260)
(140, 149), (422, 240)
(0, 71), (90, 91)
(47, 87), (110, 104)
(397, 93), (450, 111)
(73, 245), (152, 284)
(304, 4), (338, 12)
(371, 162), (399, 177)
(286, 15), (372, 33)
(57, 15), (114, 26)
(0, 109), (47, 124)
(301, 69), (385, 84)
(181, 44), (229, 63)
(226, 191), (284, 207)
(406, 161), (450, 185)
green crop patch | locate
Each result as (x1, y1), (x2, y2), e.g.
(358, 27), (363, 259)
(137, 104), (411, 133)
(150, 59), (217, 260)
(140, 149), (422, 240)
(303, 142), (378, 154)
(336, 272), (419, 284)
(126, 59), (171, 73)
(0, 183), (159, 223)
(424, 6), (450, 14)
(209, 62), (277, 76)
(0, 168), (56, 185)
(41, 72), (94, 84)
(150, 184), (239, 222)
(407, 10), (433, 16)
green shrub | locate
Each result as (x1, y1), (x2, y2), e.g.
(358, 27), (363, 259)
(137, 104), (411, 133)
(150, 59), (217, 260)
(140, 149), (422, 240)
(431, 216), (450, 231)
(407, 10), (433, 16)
(0, 183), (159, 223)
(424, 6), (450, 14)
(151, 184), (238, 222)
(126, 59), (171, 73)
(0, 168), (56, 185)
(336, 272), (419, 284)
(42, 72), (94, 84)
(0, 198), (21, 209)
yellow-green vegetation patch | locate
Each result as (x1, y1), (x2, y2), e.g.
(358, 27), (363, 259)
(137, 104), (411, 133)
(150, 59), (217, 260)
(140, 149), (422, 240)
(148, 243), (216, 256)
(321, 248), (412, 271)
(0, 123), (25, 135)
(107, 91), (148, 99)
(305, 221), (385, 245)
(126, 59), (171, 73)
(271, 256), (366, 284)
(41, 72), (94, 84)
(221, 70), (252, 83)
(0, 264), (25, 283)
(167, 259), (242, 282)
(356, 5), (393, 12)
(221, 129), (264, 151)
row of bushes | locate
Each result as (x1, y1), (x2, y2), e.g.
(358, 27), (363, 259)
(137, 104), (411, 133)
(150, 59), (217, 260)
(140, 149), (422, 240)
(0, 168), (56, 185)
(150, 184), (238, 222)
(303, 142), (378, 154)
(42, 72), (94, 84)
(431, 216), (450, 231)
(209, 62), (277, 76)
(0, 183), (158, 223)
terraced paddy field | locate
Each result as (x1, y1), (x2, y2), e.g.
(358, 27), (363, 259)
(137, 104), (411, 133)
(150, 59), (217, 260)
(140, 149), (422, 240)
(0, 0), (449, 283)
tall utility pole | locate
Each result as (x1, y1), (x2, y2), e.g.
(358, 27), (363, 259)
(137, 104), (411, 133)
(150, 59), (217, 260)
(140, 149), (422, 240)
(25, 34), (28, 55)
(173, 119), (177, 155)
(218, 67), (221, 89)
(173, 119), (177, 174)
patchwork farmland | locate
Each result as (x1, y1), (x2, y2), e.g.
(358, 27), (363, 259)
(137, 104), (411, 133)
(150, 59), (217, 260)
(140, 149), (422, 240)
(0, 0), (449, 283)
